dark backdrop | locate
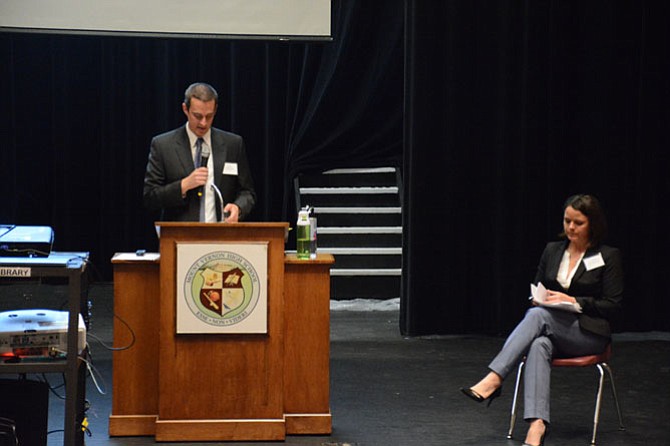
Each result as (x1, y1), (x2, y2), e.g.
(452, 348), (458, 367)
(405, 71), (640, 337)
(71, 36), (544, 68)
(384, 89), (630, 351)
(1, 1), (668, 335)
(403, 0), (669, 335)
(0, 0), (403, 275)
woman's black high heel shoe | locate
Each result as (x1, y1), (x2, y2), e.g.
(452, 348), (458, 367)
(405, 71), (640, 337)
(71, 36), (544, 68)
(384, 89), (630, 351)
(459, 386), (502, 407)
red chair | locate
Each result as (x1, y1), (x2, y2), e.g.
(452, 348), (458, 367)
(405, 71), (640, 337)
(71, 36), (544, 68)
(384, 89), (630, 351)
(506, 344), (625, 445)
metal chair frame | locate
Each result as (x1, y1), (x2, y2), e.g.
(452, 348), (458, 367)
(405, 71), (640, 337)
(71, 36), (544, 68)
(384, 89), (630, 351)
(506, 345), (625, 445)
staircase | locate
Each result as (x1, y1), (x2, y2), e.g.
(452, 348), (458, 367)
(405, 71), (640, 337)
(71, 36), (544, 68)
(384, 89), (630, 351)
(294, 167), (402, 300)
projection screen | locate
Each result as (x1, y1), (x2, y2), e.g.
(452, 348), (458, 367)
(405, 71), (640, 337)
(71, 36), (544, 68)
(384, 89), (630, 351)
(0, 0), (331, 40)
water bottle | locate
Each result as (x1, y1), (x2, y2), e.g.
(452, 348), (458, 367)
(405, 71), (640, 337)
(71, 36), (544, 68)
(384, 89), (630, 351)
(296, 207), (311, 260)
(309, 210), (317, 259)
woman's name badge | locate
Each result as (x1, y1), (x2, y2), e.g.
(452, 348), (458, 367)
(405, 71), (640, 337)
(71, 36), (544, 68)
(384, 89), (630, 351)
(583, 252), (605, 271)
(223, 162), (238, 175)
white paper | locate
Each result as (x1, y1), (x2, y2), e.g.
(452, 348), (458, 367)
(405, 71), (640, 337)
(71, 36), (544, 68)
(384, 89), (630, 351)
(583, 252), (605, 271)
(530, 282), (547, 302)
(530, 282), (582, 313)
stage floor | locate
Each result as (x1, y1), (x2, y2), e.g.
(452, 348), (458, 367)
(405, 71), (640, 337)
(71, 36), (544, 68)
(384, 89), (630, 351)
(5, 283), (668, 446)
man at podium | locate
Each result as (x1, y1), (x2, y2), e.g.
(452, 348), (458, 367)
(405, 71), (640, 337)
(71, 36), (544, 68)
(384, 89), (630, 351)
(143, 82), (256, 223)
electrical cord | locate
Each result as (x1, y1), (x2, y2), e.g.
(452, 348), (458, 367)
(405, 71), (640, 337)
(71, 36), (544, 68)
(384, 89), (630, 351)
(38, 373), (66, 400)
(86, 312), (136, 351)
(0, 247), (52, 257)
(80, 347), (106, 396)
(44, 345), (107, 396)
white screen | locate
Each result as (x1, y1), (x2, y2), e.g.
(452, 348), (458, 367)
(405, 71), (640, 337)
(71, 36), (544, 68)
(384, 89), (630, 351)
(0, 0), (331, 39)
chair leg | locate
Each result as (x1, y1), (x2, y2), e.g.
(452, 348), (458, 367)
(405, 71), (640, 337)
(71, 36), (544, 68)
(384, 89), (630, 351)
(602, 363), (625, 431)
(590, 364), (608, 445)
(507, 361), (525, 439)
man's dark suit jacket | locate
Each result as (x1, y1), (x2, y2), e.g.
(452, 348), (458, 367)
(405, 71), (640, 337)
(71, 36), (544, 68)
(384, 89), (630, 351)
(534, 240), (624, 338)
(143, 126), (256, 222)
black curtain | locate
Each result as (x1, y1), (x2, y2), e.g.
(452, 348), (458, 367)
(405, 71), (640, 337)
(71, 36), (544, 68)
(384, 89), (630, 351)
(0, 1), (404, 281)
(402, 1), (670, 335)
(2, 1), (668, 335)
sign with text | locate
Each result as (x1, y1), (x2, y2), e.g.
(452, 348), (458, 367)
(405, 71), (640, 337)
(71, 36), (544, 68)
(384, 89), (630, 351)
(176, 242), (268, 334)
(0, 267), (31, 278)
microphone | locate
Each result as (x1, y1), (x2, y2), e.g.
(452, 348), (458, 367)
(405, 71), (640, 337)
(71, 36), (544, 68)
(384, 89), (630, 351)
(197, 143), (210, 198)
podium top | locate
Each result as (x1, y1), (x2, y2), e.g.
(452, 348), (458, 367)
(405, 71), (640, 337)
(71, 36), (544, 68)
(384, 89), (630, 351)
(111, 252), (160, 264)
(155, 222), (290, 242)
(155, 222), (290, 229)
(284, 253), (334, 265)
(111, 252), (334, 265)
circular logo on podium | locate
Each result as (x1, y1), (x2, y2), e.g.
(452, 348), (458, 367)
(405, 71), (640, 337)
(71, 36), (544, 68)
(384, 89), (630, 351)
(183, 250), (260, 327)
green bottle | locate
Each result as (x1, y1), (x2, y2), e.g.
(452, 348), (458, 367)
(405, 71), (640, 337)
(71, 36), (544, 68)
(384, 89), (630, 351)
(296, 207), (310, 259)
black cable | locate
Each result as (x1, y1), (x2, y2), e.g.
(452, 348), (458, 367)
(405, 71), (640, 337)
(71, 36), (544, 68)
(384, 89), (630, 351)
(0, 247), (51, 257)
(38, 373), (66, 400)
(87, 312), (136, 351)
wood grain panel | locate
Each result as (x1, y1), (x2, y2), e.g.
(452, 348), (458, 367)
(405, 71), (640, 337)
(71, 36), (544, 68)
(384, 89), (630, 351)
(156, 223), (288, 440)
(284, 253), (334, 433)
(109, 258), (160, 436)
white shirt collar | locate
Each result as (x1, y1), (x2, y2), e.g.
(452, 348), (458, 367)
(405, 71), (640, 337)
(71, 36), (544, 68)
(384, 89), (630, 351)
(184, 124), (212, 152)
(557, 249), (585, 289)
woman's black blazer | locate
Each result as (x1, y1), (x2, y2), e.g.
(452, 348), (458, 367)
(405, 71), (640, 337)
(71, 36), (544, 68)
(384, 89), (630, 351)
(534, 240), (624, 338)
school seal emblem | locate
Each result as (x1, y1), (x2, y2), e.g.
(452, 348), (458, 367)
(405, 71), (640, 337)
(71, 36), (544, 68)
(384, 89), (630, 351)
(183, 250), (260, 327)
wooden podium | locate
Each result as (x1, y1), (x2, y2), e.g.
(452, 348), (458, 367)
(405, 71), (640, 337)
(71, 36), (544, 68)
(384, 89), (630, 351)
(109, 222), (334, 442)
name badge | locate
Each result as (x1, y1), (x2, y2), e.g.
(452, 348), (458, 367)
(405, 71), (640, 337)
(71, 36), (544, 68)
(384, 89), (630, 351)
(583, 252), (605, 271)
(223, 162), (238, 176)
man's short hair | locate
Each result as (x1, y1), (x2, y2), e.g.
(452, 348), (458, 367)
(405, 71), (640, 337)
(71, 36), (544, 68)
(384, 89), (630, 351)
(184, 82), (219, 109)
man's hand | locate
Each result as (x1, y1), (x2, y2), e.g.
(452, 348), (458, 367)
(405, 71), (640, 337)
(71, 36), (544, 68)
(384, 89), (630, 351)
(181, 167), (208, 196)
(223, 203), (240, 223)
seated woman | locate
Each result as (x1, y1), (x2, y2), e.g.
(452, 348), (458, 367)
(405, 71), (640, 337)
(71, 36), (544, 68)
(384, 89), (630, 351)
(461, 194), (623, 446)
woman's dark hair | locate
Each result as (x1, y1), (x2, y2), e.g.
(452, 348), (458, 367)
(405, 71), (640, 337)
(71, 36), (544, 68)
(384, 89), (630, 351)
(560, 194), (608, 246)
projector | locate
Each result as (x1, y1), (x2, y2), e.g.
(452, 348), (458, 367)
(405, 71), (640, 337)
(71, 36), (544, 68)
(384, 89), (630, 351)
(0, 309), (86, 359)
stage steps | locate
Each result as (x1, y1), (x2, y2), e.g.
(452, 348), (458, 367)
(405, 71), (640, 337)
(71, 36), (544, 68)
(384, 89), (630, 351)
(294, 167), (402, 300)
